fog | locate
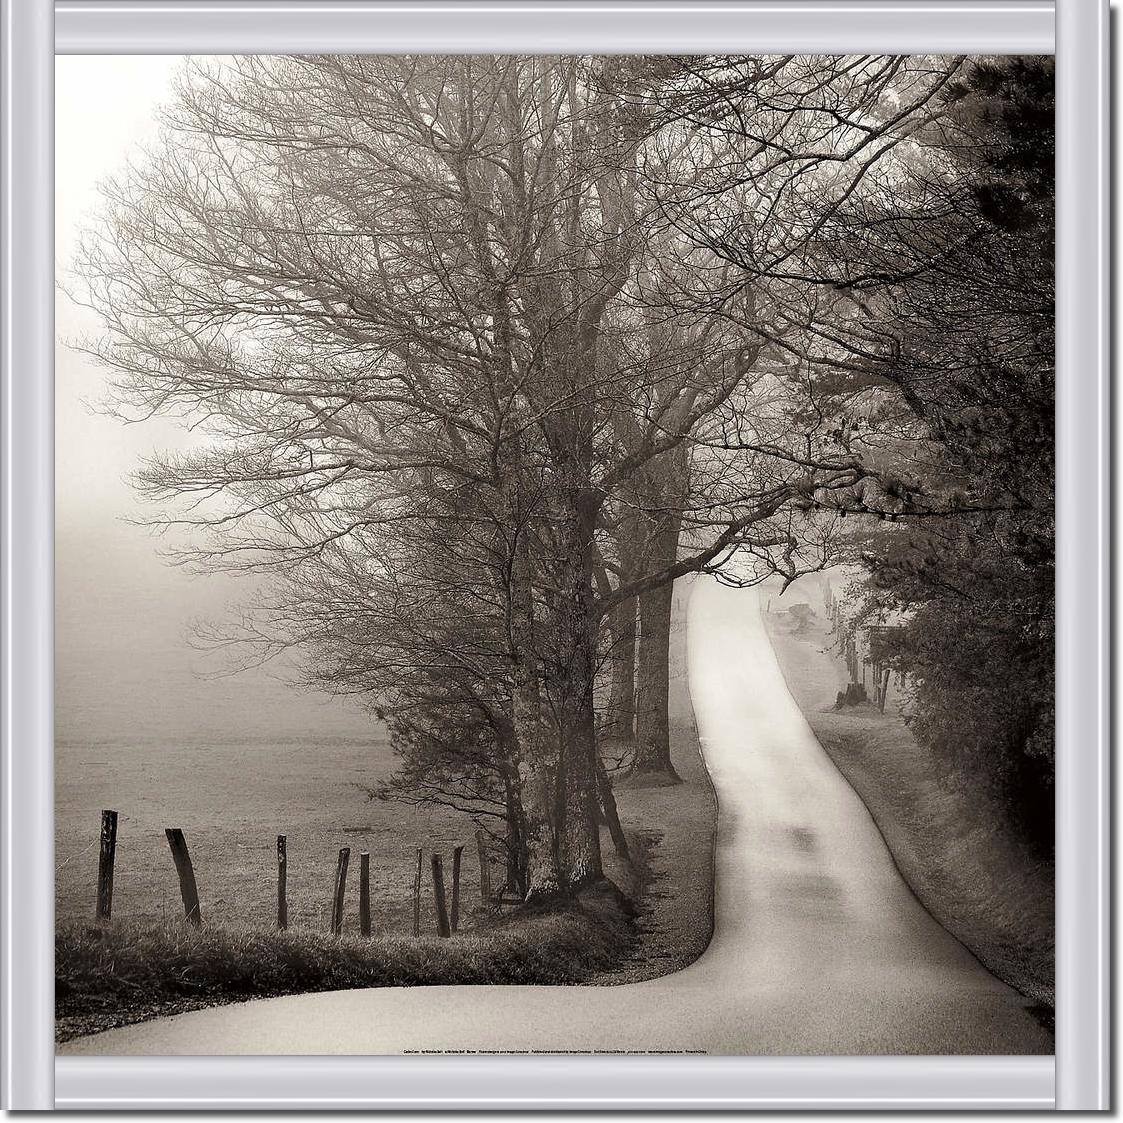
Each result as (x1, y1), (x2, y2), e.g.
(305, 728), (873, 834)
(56, 56), (372, 744)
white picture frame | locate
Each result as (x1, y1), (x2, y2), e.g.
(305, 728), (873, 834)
(1, 0), (1107, 1110)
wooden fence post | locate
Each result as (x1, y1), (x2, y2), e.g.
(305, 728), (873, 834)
(475, 830), (491, 902)
(276, 835), (288, 930)
(450, 845), (464, 933)
(95, 809), (118, 922)
(879, 667), (891, 713)
(359, 851), (371, 938)
(164, 828), (202, 927)
(330, 847), (350, 936)
(431, 852), (451, 938)
(413, 847), (422, 937)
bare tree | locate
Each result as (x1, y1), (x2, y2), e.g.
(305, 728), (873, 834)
(76, 53), (963, 898)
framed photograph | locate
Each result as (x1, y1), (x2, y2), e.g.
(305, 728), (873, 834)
(1, 0), (1108, 1110)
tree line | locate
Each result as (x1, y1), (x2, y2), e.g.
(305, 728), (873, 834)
(77, 54), (1055, 900)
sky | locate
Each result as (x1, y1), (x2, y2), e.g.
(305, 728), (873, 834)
(55, 57), (373, 744)
(56, 55), (184, 531)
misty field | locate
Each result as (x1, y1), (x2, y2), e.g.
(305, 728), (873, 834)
(55, 733), (485, 937)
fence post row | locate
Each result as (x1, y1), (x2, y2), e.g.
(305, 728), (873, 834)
(359, 850), (372, 938)
(330, 847), (350, 936)
(164, 828), (203, 928)
(95, 809), (118, 923)
(93, 818), (477, 939)
(431, 852), (451, 938)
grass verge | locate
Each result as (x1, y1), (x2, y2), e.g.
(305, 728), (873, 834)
(766, 609), (1054, 1021)
(592, 581), (718, 984)
(56, 881), (634, 1043)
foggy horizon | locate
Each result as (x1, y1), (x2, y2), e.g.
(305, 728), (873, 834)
(56, 55), (374, 743)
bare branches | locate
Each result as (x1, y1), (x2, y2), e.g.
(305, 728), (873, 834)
(72, 51), (1015, 895)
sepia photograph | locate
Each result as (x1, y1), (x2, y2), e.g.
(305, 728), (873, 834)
(54, 51), (1055, 1057)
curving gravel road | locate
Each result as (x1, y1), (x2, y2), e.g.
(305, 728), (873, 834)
(61, 577), (1052, 1057)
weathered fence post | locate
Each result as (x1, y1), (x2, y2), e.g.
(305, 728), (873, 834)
(450, 845), (464, 933)
(413, 847), (423, 937)
(596, 756), (630, 860)
(164, 828), (202, 927)
(359, 851), (371, 938)
(330, 847), (350, 936)
(95, 809), (118, 922)
(276, 835), (288, 930)
(431, 853), (451, 938)
(475, 829), (491, 902)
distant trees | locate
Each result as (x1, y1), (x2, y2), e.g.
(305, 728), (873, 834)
(75, 51), (1046, 900)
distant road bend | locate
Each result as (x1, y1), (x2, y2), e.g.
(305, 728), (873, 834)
(62, 577), (1052, 1056)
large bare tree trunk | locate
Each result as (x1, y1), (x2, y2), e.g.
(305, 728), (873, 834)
(606, 594), (638, 739)
(513, 674), (560, 900)
(629, 429), (688, 780)
(508, 521), (561, 902)
(632, 514), (683, 781)
(502, 770), (528, 897)
(554, 493), (605, 892)
(634, 587), (680, 779)
(603, 509), (641, 740)
(558, 700), (603, 890)
(528, 54), (630, 895)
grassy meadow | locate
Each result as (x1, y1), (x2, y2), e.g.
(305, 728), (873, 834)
(55, 732), (488, 938)
(55, 580), (716, 1041)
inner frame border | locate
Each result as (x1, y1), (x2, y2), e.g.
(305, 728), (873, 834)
(0, 0), (1106, 1110)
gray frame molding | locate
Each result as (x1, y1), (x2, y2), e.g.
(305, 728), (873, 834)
(1, 0), (54, 1110)
(54, 0), (1057, 55)
(0, 0), (1107, 1110)
(54, 1055), (1056, 1111)
(1054, 0), (1110, 1109)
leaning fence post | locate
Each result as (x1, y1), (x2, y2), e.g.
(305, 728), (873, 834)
(450, 844), (464, 933)
(95, 809), (118, 922)
(330, 847), (350, 936)
(359, 851), (372, 938)
(879, 667), (891, 713)
(276, 835), (288, 930)
(431, 853), (451, 938)
(413, 847), (423, 937)
(475, 829), (491, 902)
(164, 828), (202, 928)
